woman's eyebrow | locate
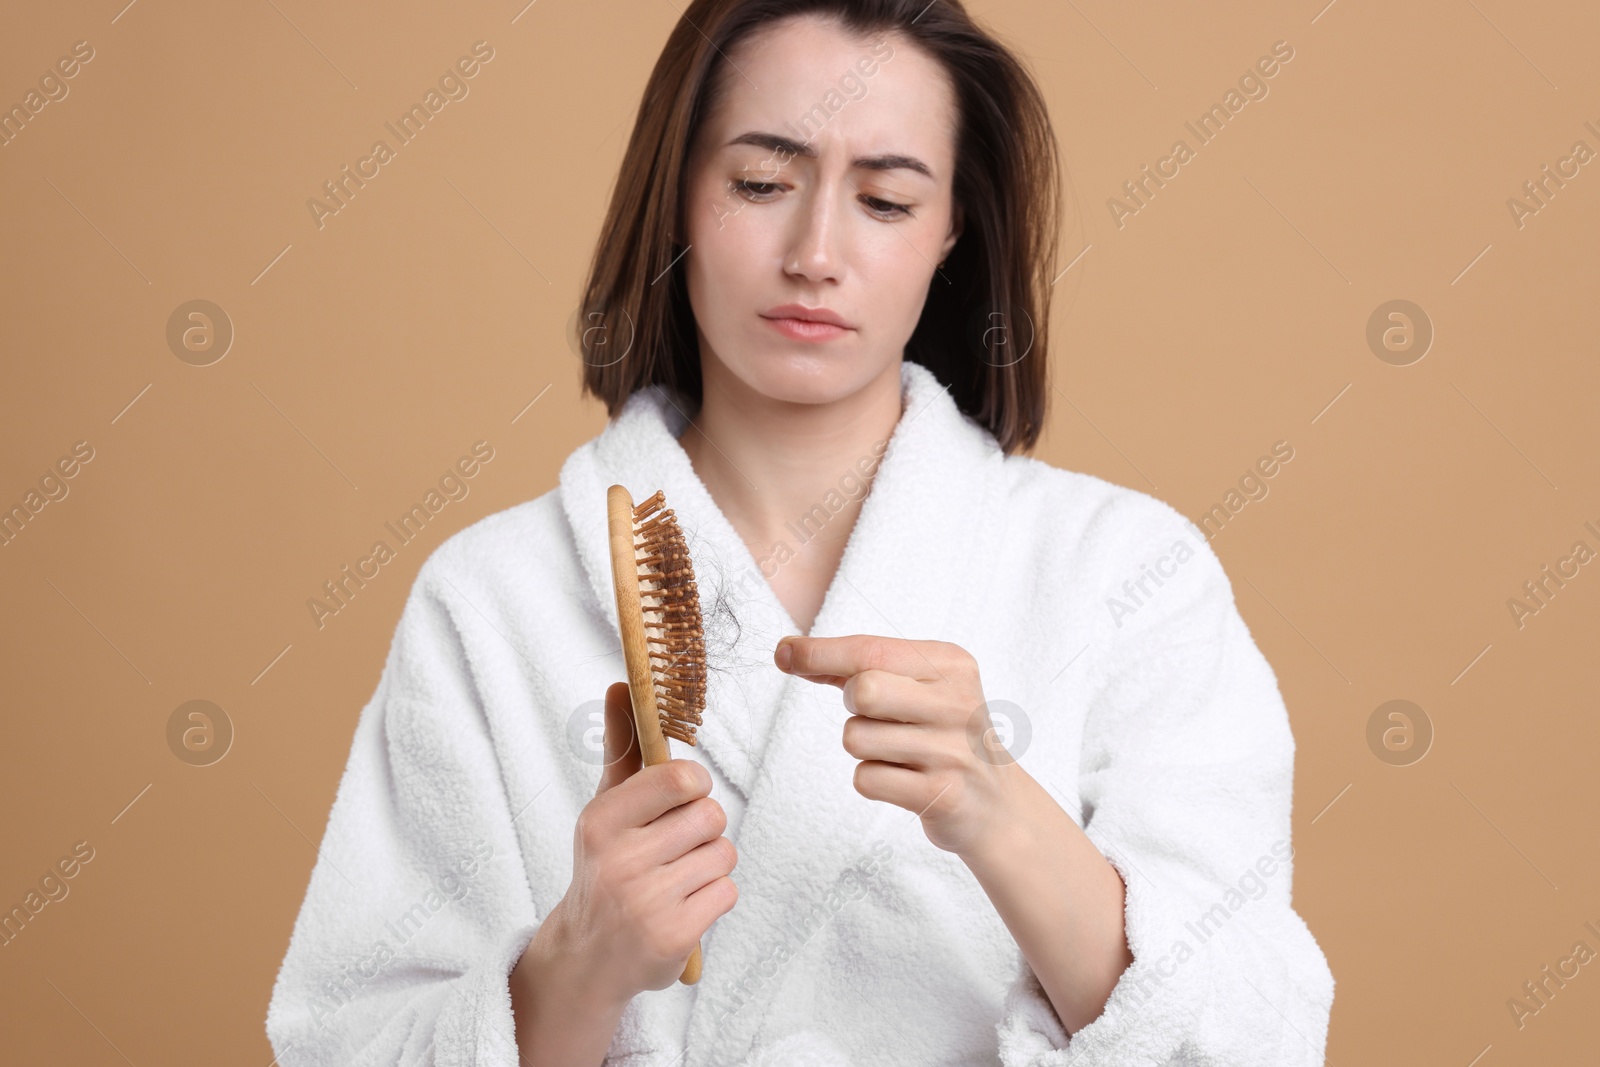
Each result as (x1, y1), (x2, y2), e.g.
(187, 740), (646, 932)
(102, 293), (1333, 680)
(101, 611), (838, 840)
(726, 131), (933, 179)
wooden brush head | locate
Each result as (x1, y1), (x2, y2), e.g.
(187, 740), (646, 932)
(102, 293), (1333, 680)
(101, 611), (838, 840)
(605, 485), (707, 766)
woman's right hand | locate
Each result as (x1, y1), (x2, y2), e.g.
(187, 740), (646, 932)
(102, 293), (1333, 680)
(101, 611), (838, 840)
(538, 681), (740, 1004)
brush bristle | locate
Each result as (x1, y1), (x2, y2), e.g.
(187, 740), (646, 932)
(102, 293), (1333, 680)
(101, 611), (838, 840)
(630, 490), (706, 745)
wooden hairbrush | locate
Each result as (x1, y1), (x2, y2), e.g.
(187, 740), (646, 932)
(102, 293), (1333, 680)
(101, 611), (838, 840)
(605, 484), (709, 985)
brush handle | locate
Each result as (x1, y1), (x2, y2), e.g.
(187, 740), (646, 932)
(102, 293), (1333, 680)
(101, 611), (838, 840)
(637, 721), (704, 986)
(606, 484), (704, 986)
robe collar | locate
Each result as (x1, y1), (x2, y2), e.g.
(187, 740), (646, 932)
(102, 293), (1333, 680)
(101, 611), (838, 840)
(557, 358), (1005, 800)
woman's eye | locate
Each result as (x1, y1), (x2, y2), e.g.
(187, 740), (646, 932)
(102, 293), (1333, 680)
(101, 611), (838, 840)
(862, 195), (912, 220)
(732, 179), (781, 199)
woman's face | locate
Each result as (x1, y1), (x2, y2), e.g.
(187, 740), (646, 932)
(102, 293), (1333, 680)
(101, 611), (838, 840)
(682, 15), (963, 408)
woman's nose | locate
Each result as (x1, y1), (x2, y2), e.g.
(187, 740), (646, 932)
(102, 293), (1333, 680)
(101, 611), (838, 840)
(784, 182), (842, 282)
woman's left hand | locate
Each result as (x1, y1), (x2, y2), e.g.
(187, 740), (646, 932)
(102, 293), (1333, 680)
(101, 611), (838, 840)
(774, 634), (1025, 858)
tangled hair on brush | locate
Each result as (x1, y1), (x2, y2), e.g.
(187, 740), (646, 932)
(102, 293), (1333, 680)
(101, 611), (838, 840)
(574, 0), (1064, 456)
(702, 576), (746, 679)
(679, 526), (749, 678)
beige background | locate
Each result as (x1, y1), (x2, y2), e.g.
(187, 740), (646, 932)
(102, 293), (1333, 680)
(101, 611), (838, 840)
(2, 0), (1597, 1062)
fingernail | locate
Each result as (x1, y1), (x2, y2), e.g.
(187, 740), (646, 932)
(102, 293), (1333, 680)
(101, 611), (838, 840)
(775, 639), (794, 672)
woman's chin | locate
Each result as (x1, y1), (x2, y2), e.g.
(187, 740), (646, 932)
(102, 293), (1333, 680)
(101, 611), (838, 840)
(735, 350), (892, 407)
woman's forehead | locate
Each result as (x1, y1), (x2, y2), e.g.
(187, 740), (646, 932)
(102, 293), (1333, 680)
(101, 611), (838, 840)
(705, 19), (957, 166)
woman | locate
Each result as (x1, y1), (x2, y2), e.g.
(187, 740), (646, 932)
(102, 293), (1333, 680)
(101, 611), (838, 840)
(266, 2), (1334, 1064)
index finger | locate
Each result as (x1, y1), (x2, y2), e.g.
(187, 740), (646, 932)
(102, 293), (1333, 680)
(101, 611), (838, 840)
(775, 634), (948, 686)
(604, 758), (713, 831)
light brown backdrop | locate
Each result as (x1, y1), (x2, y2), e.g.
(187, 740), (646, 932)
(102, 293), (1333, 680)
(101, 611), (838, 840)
(2, 1), (1596, 1063)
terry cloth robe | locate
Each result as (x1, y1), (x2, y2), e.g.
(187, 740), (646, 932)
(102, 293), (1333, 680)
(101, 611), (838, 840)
(265, 358), (1335, 1067)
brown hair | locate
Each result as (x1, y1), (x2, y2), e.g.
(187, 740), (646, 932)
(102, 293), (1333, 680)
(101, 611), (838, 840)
(574, 0), (1060, 454)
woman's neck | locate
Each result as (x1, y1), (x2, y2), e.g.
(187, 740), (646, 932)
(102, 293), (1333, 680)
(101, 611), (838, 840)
(676, 359), (905, 630)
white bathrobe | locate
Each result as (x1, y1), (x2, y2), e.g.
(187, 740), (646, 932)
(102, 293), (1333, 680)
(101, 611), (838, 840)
(266, 359), (1334, 1066)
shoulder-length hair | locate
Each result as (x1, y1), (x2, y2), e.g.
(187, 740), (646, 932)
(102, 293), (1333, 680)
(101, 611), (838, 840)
(575, 0), (1060, 455)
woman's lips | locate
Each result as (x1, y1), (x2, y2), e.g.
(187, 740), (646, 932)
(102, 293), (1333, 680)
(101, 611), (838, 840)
(761, 316), (852, 342)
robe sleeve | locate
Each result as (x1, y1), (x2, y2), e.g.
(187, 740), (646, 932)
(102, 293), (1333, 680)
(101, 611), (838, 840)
(263, 552), (596, 1067)
(995, 501), (1335, 1066)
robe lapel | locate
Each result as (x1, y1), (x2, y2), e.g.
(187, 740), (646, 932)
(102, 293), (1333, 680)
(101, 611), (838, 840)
(560, 361), (1008, 1065)
(694, 363), (1006, 1064)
